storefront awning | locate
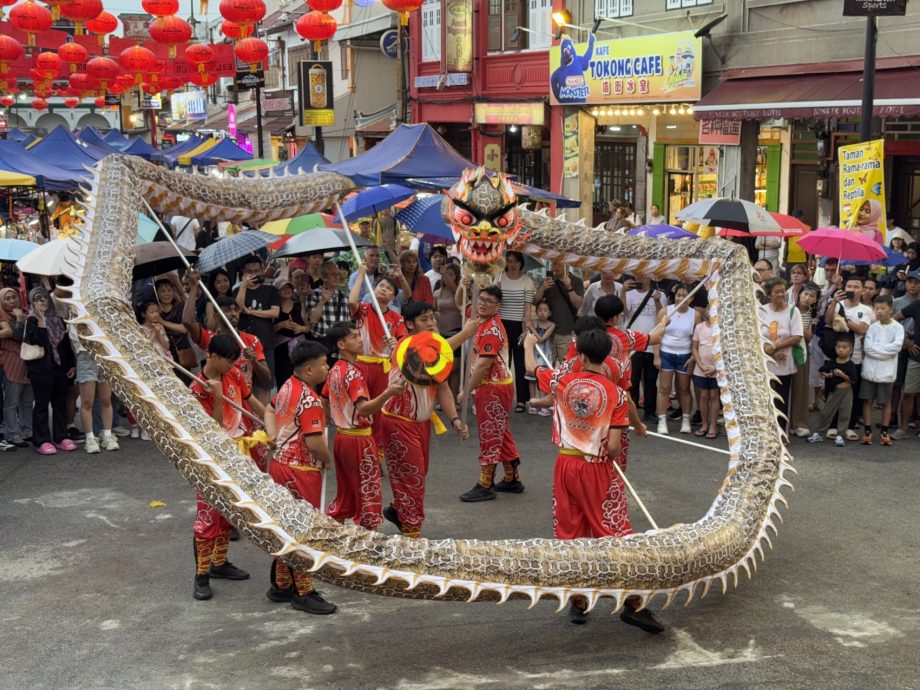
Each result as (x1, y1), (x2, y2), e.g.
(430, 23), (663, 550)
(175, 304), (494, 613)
(335, 14), (396, 41)
(695, 67), (920, 121)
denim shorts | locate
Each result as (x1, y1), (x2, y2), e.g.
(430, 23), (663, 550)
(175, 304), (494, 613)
(75, 351), (99, 383)
(692, 374), (718, 390)
(659, 350), (692, 373)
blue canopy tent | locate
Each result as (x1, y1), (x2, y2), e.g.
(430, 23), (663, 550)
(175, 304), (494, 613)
(256, 141), (329, 177)
(77, 127), (123, 155)
(122, 137), (159, 159)
(0, 140), (83, 190)
(103, 129), (131, 150)
(189, 138), (252, 166)
(7, 129), (36, 147)
(152, 135), (206, 166)
(29, 126), (110, 176)
(317, 123), (475, 186)
(408, 176), (581, 209)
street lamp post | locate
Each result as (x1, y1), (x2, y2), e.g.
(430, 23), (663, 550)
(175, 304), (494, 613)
(859, 15), (877, 142)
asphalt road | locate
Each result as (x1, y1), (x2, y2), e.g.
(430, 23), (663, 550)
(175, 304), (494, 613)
(0, 411), (917, 689)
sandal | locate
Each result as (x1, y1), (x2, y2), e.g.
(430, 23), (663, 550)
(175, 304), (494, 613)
(514, 403), (526, 413)
(693, 429), (707, 437)
(706, 431), (718, 439)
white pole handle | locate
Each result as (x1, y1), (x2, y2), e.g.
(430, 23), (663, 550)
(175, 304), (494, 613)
(335, 201), (390, 340)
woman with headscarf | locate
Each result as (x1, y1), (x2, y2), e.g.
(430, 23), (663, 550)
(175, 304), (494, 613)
(853, 199), (884, 245)
(0, 287), (33, 449)
(24, 287), (76, 455)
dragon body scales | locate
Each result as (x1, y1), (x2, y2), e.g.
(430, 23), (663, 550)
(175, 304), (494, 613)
(58, 155), (793, 613)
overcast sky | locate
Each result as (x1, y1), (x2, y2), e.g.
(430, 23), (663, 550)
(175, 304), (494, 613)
(111, 0), (224, 33)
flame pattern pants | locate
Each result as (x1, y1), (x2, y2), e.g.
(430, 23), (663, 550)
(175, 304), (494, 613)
(268, 462), (322, 595)
(552, 451), (632, 540)
(472, 382), (519, 467)
(381, 413), (431, 535)
(326, 432), (382, 530)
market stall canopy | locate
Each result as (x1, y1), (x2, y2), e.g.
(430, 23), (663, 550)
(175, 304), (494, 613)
(189, 138), (252, 167)
(78, 127), (123, 155)
(122, 138), (159, 159)
(0, 170), (36, 187)
(152, 135), (207, 166)
(318, 123), (475, 186)
(257, 141), (330, 177)
(103, 129), (132, 150)
(29, 126), (110, 176)
(409, 177), (581, 209)
(177, 138), (219, 166)
(7, 129), (36, 147)
(0, 140), (83, 190)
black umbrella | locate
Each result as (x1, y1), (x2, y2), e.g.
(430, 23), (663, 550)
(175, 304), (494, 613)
(133, 242), (197, 280)
(675, 197), (781, 233)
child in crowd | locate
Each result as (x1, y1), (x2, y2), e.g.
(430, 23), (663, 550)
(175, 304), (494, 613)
(859, 295), (905, 445)
(526, 300), (555, 416)
(691, 310), (719, 439)
(808, 336), (859, 447)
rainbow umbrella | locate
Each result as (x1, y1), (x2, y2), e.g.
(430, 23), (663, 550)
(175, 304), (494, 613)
(260, 213), (337, 236)
(219, 158), (277, 173)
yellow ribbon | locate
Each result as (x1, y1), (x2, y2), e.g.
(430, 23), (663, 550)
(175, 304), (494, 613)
(358, 354), (392, 373)
(483, 377), (513, 386)
(235, 430), (270, 455)
(337, 426), (372, 437)
(382, 408), (447, 435)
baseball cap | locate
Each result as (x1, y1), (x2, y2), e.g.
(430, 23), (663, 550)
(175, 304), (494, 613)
(906, 270), (920, 281)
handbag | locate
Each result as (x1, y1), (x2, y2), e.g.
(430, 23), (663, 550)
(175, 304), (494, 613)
(790, 307), (806, 367)
(20, 341), (45, 361)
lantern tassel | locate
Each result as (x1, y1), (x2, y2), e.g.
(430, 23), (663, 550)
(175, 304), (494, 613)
(199, 0), (208, 14)
(400, 11), (409, 26)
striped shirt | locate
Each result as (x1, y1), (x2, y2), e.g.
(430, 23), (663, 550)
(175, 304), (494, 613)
(497, 273), (535, 323)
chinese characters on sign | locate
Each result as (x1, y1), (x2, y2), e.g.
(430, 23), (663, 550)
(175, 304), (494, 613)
(562, 113), (579, 178)
(473, 103), (544, 126)
(442, 0), (473, 73)
(298, 61), (335, 127)
(698, 119), (741, 145)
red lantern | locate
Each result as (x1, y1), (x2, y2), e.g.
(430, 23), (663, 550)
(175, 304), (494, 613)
(108, 83), (124, 95)
(184, 43), (214, 74)
(85, 10), (118, 46)
(220, 20), (251, 40)
(295, 11), (337, 51)
(141, 0), (178, 16)
(0, 36), (23, 75)
(10, 0), (53, 46)
(148, 15), (192, 59)
(63, 96), (79, 107)
(219, 0), (265, 32)
(58, 42), (88, 73)
(0, 95), (14, 107)
(60, 0), (103, 34)
(119, 45), (156, 84)
(94, 95), (106, 107)
(114, 73), (136, 90)
(141, 82), (160, 95)
(158, 75), (183, 91)
(86, 56), (119, 89)
(307, 0), (342, 11)
(233, 36), (267, 73)
(35, 51), (62, 77)
(189, 72), (217, 87)
(31, 97), (48, 110)
(69, 71), (99, 94)
(381, 0), (421, 26)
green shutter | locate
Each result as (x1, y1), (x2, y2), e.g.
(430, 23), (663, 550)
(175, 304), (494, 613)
(765, 143), (782, 212)
(651, 142), (666, 211)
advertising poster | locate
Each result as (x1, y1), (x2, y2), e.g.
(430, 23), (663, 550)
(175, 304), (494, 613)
(562, 113), (579, 178)
(298, 61), (335, 127)
(170, 91), (208, 121)
(549, 30), (702, 106)
(839, 139), (887, 243)
(442, 0), (473, 73)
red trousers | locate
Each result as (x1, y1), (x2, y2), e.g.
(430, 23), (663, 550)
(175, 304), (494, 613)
(381, 413), (430, 531)
(194, 493), (232, 540)
(268, 461), (322, 507)
(357, 360), (388, 456)
(552, 453), (632, 539)
(472, 382), (519, 467)
(326, 431), (382, 530)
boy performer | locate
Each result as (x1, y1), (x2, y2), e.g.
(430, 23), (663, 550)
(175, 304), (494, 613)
(190, 335), (275, 601)
(524, 327), (664, 633)
(459, 286), (523, 503)
(267, 340), (337, 615)
(381, 301), (474, 537)
(323, 321), (407, 530)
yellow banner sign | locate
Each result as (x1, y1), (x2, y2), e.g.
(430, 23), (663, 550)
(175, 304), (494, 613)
(549, 31), (702, 106)
(839, 139), (887, 243)
(443, 0), (473, 73)
(474, 102), (544, 126)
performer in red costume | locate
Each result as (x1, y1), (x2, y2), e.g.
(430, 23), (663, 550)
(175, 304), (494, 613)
(381, 301), (475, 537)
(323, 321), (406, 530)
(190, 334), (275, 602)
(266, 340), (338, 616)
(525, 326), (665, 633)
(459, 286), (523, 503)
(348, 265), (408, 451)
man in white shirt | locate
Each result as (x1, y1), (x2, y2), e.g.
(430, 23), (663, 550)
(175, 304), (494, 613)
(580, 271), (621, 319)
(825, 275), (872, 439)
(622, 275), (663, 421)
(425, 246), (447, 287)
(170, 215), (200, 252)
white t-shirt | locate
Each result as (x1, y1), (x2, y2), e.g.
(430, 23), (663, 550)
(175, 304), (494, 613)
(425, 268), (441, 287)
(171, 215), (199, 252)
(841, 301), (873, 364)
(760, 304), (804, 377)
(661, 305), (695, 354)
(580, 281), (622, 319)
(497, 273), (535, 323)
(624, 289), (659, 334)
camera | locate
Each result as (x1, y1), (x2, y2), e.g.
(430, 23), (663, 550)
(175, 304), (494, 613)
(845, 291), (855, 300)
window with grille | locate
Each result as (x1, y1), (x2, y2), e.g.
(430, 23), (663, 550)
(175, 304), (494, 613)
(665, 0), (712, 10)
(595, 0), (634, 19)
(421, 0), (442, 62)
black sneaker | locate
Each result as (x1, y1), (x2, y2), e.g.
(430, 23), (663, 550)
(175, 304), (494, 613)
(229, 528), (240, 542)
(193, 574), (212, 600)
(209, 561), (250, 580)
(493, 479), (525, 493)
(642, 411), (657, 423)
(459, 484), (496, 502)
(569, 602), (587, 625)
(266, 584), (295, 603)
(668, 408), (683, 421)
(619, 603), (665, 634)
(382, 505), (403, 531)
(691, 410), (702, 426)
(290, 590), (337, 615)
(67, 427), (86, 443)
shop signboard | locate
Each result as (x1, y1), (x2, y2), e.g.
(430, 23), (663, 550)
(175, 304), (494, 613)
(562, 113), (579, 178)
(298, 61), (334, 127)
(843, 0), (907, 15)
(698, 119), (741, 145)
(261, 90), (294, 116)
(104, 93), (121, 107)
(474, 102), (544, 126)
(549, 31), (702, 106)
(171, 91), (208, 121)
(839, 139), (888, 242)
(442, 0), (473, 73)
(140, 94), (162, 110)
(483, 143), (502, 171)
(227, 104), (237, 138)
(380, 30), (398, 60)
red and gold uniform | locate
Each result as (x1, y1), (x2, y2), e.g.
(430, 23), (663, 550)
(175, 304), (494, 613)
(536, 364), (631, 538)
(351, 302), (408, 450)
(322, 360), (382, 530)
(564, 326), (649, 381)
(268, 375), (327, 595)
(190, 366), (250, 574)
(472, 316), (519, 470)
(380, 355), (443, 538)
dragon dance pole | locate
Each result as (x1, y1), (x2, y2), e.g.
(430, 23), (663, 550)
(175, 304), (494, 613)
(140, 198), (246, 349)
(335, 201), (390, 339)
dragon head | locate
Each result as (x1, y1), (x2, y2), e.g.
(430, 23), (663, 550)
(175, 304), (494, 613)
(443, 167), (523, 268)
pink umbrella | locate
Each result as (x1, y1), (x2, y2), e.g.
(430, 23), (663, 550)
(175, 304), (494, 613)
(796, 227), (887, 263)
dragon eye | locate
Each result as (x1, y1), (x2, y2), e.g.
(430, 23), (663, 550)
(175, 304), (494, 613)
(495, 210), (515, 229)
(455, 209), (474, 225)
